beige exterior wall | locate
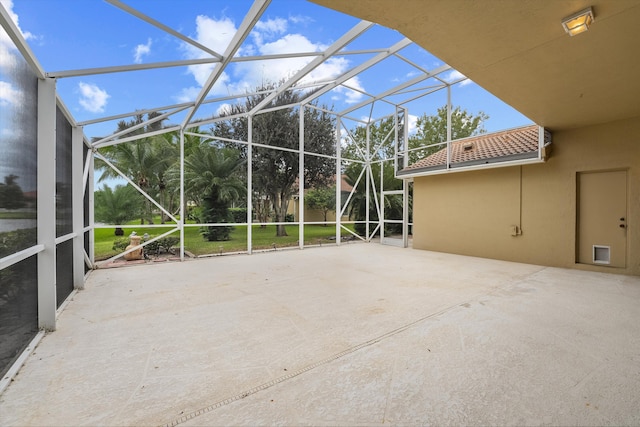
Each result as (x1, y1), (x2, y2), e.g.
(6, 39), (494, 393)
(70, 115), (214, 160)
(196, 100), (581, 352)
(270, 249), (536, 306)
(287, 198), (340, 223)
(412, 116), (640, 275)
(287, 196), (350, 223)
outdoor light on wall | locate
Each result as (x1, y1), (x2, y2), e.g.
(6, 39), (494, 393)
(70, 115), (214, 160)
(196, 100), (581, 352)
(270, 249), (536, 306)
(562, 7), (594, 36)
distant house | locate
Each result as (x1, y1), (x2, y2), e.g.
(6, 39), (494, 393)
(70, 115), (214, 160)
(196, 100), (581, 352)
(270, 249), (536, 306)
(287, 175), (353, 223)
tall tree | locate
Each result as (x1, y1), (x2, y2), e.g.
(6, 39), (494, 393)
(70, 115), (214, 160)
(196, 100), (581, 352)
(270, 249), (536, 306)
(409, 106), (489, 161)
(162, 128), (233, 221)
(305, 186), (336, 226)
(97, 113), (174, 224)
(343, 116), (399, 163)
(0, 174), (26, 210)
(212, 82), (336, 237)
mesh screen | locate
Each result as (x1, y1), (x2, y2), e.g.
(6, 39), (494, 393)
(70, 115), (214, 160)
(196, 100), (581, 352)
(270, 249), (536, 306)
(0, 25), (40, 377)
(0, 256), (38, 378)
(56, 106), (73, 237)
(56, 239), (74, 307)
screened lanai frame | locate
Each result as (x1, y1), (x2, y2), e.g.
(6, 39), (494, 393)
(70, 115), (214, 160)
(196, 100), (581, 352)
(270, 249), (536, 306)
(0, 0), (473, 274)
(1, 0), (551, 386)
(52, 0), (473, 267)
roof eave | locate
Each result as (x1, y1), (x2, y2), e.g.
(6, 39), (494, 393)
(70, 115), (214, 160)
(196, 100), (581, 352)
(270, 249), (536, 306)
(398, 154), (545, 180)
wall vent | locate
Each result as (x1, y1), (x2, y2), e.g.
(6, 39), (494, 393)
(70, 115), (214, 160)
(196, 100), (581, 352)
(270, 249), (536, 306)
(593, 245), (610, 264)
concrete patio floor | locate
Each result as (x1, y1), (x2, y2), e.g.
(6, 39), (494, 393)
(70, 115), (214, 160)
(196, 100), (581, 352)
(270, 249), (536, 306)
(1, 243), (639, 426)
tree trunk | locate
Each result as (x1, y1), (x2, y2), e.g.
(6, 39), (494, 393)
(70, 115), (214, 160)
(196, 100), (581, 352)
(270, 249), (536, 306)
(159, 189), (166, 224)
(272, 192), (289, 237)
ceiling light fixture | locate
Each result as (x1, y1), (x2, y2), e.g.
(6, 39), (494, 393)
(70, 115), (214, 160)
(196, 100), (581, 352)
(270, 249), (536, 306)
(562, 7), (594, 36)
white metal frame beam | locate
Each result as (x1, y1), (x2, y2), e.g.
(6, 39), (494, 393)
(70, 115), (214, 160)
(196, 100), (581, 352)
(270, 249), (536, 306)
(300, 38), (412, 107)
(182, 0), (271, 127)
(105, 0), (223, 60)
(0, 2), (45, 78)
(1, 0), (493, 273)
(46, 50), (390, 79)
(248, 20), (375, 115)
(338, 64), (452, 116)
(72, 126), (85, 288)
(37, 78), (57, 331)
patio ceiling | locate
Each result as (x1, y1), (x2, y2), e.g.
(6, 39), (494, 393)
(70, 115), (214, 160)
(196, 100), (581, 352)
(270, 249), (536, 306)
(312, 0), (640, 131)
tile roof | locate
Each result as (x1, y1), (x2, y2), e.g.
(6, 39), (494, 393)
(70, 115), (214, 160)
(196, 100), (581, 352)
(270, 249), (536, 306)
(403, 125), (549, 172)
(340, 175), (354, 192)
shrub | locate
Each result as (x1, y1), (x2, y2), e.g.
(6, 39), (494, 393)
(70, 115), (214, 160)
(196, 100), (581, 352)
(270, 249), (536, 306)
(112, 235), (180, 256)
(112, 237), (129, 252)
(144, 236), (179, 255)
(0, 228), (37, 258)
(229, 207), (248, 223)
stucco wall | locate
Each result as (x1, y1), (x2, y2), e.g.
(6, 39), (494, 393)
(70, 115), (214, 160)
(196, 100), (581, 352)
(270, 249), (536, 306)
(412, 116), (640, 275)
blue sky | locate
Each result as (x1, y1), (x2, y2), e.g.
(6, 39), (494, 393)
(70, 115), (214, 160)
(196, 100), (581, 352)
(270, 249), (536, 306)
(4, 0), (532, 140)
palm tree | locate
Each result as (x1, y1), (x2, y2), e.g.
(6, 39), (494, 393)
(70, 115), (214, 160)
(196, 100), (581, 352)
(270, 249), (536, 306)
(96, 113), (174, 224)
(181, 144), (245, 241)
(98, 138), (168, 224)
(94, 184), (142, 235)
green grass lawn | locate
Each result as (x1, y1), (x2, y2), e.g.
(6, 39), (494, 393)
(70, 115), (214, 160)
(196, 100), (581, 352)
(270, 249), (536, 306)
(93, 223), (358, 260)
(0, 210), (37, 219)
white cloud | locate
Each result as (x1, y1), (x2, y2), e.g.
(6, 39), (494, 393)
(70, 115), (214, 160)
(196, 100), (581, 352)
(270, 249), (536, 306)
(0, 0), (34, 41)
(175, 86), (202, 104)
(1, 126), (14, 137)
(251, 18), (287, 47)
(289, 15), (313, 25)
(233, 33), (321, 86)
(332, 76), (365, 104)
(182, 15), (238, 92)
(78, 82), (110, 113)
(133, 38), (152, 64)
(407, 114), (418, 135)
(0, 0), (36, 67)
(445, 70), (472, 86)
(255, 17), (287, 35)
(0, 41), (16, 69)
(0, 80), (21, 106)
(178, 14), (361, 104)
(215, 103), (232, 116)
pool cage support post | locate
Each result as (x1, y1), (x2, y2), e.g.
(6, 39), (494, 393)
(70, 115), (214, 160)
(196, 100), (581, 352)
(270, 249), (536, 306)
(247, 115), (253, 254)
(298, 107), (305, 249)
(401, 108), (410, 248)
(380, 158), (385, 242)
(446, 86), (452, 170)
(365, 124), (371, 242)
(88, 147), (95, 268)
(37, 77), (57, 331)
(335, 113), (342, 245)
(179, 129), (185, 261)
(72, 126), (85, 288)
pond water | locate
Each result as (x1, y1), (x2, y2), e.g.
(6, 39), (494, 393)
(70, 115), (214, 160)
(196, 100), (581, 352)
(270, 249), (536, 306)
(0, 219), (37, 233)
